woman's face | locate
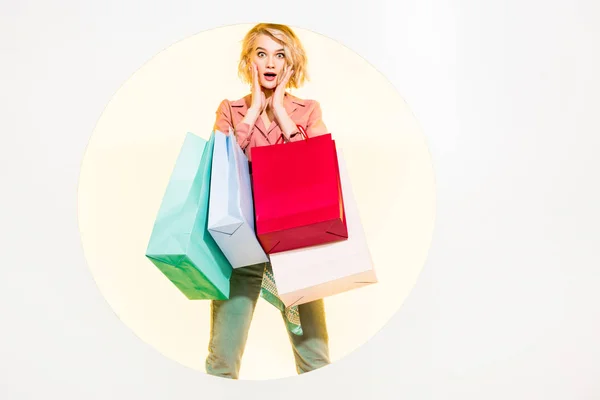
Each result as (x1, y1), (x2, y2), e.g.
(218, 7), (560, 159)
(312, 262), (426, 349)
(251, 34), (288, 90)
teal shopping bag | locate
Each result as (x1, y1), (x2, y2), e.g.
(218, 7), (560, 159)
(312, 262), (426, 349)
(146, 132), (232, 300)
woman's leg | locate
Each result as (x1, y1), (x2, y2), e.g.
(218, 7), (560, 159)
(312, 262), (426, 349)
(205, 262), (265, 379)
(284, 298), (331, 374)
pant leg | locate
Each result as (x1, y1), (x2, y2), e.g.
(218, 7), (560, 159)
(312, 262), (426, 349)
(205, 262), (265, 379)
(284, 298), (331, 374)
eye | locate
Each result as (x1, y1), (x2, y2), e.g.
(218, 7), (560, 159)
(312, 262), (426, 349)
(276, 53), (285, 58)
(257, 51), (265, 57)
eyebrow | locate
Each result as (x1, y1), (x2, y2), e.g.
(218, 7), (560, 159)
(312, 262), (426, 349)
(256, 47), (285, 52)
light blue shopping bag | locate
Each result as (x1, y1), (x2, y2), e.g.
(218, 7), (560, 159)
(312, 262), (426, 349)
(207, 129), (268, 268)
(146, 132), (232, 300)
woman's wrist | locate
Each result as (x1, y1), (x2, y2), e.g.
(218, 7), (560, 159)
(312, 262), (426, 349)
(242, 107), (260, 126)
(273, 105), (296, 139)
(272, 104), (286, 120)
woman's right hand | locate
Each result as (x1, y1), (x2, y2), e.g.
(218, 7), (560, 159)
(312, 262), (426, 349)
(249, 62), (266, 114)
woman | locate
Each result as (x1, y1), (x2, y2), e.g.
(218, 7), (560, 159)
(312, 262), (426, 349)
(206, 23), (331, 379)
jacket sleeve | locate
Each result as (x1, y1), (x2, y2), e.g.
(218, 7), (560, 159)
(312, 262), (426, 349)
(289, 100), (328, 142)
(213, 99), (254, 152)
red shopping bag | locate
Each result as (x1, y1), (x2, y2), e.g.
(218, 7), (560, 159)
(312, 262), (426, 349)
(250, 126), (348, 254)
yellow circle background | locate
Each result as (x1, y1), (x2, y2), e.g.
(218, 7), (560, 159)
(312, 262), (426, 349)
(77, 24), (436, 380)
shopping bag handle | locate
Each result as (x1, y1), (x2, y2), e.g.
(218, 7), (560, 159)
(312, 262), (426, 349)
(276, 125), (309, 144)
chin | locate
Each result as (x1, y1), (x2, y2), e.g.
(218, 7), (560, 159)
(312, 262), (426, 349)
(261, 81), (277, 90)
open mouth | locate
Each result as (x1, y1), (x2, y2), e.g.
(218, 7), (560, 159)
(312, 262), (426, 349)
(264, 72), (277, 82)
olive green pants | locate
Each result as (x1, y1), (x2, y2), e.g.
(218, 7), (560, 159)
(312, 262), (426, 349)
(205, 262), (330, 379)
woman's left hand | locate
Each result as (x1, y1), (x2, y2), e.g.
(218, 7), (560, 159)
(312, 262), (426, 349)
(270, 66), (299, 141)
(271, 66), (294, 115)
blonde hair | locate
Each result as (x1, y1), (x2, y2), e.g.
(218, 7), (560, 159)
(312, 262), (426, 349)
(238, 23), (309, 89)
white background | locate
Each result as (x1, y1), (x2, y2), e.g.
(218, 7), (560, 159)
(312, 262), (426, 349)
(1, 0), (599, 399)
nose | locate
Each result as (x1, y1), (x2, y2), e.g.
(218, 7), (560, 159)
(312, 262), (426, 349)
(266, 55), (275, 68)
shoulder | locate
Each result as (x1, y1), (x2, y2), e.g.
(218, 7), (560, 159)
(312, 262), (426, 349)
(285, 93), (322, 111)
(216, 94), (251, 111)
(221, 94), (251, 107)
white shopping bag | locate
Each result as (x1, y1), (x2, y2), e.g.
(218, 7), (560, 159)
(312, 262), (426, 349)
(269, 149), (378, 307)
(208, 129), (269, 268)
